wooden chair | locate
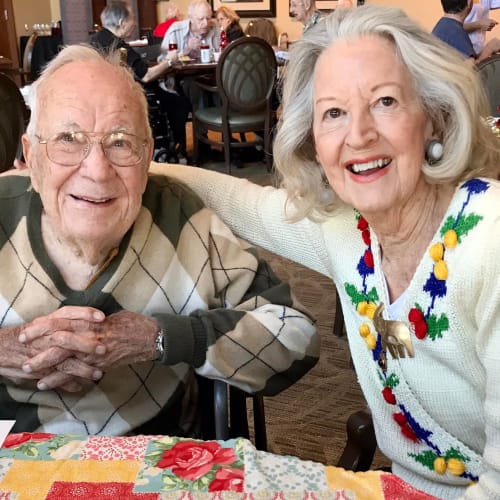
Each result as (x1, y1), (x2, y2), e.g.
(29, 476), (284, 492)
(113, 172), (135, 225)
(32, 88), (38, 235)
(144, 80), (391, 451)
(477, 53), (500, 117)
(192, 36), (277, 173)
(0, 72), (29, 172)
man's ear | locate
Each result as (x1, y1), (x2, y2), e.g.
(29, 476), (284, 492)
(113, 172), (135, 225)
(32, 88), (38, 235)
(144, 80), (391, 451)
(21, 133), (32, 170)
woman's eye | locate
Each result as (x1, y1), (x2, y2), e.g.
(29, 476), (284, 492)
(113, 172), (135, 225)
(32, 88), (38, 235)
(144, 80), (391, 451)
(326, 108), (343, 119)
(379, 96), (396, 107)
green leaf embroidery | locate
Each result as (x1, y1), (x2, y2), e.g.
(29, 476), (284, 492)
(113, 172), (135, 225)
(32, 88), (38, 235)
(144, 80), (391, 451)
(409, 450), (439, 470)
(441, 213), (483, 242)
(385, 373), (400, 388)
(444, 448), (469, 462)
(426, 313), (449, 341)
(345, 283), (379, 307)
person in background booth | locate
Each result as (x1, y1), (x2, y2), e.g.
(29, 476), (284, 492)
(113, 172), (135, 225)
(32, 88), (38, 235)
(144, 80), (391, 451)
(90, 0), (191, 162)
(161, 5), (500, 498)
(153, 2), (183, 39)
(215, 6), (244, 44)
(0, 44), (318, 435)
(432, 0), (500, 62)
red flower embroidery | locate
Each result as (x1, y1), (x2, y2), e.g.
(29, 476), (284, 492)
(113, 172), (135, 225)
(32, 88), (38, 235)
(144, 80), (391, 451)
(408, 308), (423, 323)
(357, 217), (368, 231)
(208, 467), (244, 492)
(401, 425), (419, 442)
(361, 229), (371, 246)
(2, 432), (55, 448)
(382, 387), (396, 405)
(393, 412), (407, 426)
(363, 249), (374, 268)
(156, 441), (237, 481)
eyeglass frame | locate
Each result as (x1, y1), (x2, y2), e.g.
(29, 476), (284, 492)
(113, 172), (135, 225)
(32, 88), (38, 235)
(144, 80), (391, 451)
(34, 131), (150, 167)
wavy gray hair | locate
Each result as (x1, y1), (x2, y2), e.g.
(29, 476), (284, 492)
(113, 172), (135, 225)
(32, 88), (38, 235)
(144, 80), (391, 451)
(274, 5), (500, 220)
(100, 1), (131, 31)
(26, 44), (152, 141)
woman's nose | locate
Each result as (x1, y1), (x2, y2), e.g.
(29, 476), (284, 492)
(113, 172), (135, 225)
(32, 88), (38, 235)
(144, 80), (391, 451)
(345, 111), (378, 149)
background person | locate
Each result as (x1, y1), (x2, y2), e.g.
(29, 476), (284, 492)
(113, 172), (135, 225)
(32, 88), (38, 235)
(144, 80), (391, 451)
(159, 0), (218, 60)
(215, 6), (244, 44)
(162, 5), (500, 498)
(289, 0), (322, 33)
(90, 0), (191, 162)
(0, 44), (318, 436)
(153, 2), (183, 40)
(432, 0), (500, 62)
(464, 0), (499, 54)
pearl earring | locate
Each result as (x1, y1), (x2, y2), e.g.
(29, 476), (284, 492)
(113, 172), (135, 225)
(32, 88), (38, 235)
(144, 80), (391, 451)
(425, 140), (443, 164)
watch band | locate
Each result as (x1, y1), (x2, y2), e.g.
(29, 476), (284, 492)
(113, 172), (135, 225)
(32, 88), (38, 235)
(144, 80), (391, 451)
(155, 328), (165, 361)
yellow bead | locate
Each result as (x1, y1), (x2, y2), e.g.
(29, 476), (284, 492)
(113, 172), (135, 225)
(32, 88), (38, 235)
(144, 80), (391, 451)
(443, 229), (458, 248)
(447, 458), (465, 476)
(359, 323), (370, 337)
(434, 260), (448, 280)
(433, 457), (446, 474)
(365, 302), (377, 320)
(429, 242), (444, 261)
(357, 301), (368, 315)
(365, 333), (377, 350)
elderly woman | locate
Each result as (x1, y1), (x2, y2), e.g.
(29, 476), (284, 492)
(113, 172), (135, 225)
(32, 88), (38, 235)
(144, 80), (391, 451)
(0, 44), (318, 436)
(162, 5), (500, 499)
(215, 6), (244, 43)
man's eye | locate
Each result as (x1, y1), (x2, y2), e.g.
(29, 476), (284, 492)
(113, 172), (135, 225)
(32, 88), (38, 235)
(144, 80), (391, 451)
(55, 132), (76, 143)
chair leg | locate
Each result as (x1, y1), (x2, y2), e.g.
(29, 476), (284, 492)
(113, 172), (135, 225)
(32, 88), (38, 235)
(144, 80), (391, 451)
(333, 292), (345, 337)
(336, 410), (377, 472)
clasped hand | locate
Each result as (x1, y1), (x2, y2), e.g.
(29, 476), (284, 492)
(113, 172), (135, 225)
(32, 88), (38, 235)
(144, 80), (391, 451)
(16, 307), (158, 392)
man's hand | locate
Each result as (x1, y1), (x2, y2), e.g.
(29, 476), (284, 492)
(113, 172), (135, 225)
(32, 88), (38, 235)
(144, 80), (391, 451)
(17, 306), (107, 389)
(21, 310), (159, 387)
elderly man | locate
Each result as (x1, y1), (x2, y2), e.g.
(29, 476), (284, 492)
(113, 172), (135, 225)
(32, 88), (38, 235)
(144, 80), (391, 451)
(0, 44), (318, 435)
(160, 0), (218, 60)
(289, 0), (322, 33)
(432, 0), (500, 62)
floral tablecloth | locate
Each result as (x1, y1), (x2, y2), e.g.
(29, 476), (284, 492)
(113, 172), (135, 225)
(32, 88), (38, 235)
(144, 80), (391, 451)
(0, 433), (436, 499)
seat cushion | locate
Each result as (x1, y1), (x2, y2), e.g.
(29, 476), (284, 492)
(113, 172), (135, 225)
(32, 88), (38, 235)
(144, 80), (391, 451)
(195, 107), (267, 129)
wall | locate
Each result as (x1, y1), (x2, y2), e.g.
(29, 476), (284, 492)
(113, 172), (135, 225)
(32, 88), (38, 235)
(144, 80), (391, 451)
(12, 0), (55, 39)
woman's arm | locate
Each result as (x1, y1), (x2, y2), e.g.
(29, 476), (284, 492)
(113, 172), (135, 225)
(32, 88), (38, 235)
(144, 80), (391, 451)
(158, 163), (332, 276)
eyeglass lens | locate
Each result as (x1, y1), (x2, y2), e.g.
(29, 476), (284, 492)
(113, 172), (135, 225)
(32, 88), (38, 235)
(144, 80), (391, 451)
(46, 132), (145, 166)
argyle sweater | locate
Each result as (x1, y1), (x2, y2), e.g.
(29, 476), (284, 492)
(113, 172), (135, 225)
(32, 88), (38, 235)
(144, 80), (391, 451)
(162, 163), (500, 500)
(0, 174), (318, 437)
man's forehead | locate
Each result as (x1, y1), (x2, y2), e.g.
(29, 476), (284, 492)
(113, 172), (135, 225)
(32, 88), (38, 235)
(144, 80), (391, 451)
(192, 5), (211, 18)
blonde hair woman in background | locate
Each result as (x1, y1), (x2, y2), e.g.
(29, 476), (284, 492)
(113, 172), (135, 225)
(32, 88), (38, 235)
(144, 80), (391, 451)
(216, 5), (244, 43)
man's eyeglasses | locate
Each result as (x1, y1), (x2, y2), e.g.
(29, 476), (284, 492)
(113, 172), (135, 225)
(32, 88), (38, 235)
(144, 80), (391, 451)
(35, 131), (149, 167)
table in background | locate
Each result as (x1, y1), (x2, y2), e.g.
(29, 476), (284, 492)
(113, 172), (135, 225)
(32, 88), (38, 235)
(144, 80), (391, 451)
(0, 432), (436, 499)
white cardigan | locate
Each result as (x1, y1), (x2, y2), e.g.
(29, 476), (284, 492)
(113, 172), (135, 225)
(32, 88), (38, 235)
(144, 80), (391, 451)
(157, 163), (500, 500)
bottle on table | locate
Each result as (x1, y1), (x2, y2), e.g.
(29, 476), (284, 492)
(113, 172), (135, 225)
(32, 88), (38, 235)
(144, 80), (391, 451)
(200, 38), (211, 63)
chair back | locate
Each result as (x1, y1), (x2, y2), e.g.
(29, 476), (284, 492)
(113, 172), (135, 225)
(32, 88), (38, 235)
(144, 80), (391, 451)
(22, 33), (38, 82)
(244, 19), (278, 47)
(477, 53), (500, 117)
(216, 36), (277, 114)
(0, 73), (28, 172)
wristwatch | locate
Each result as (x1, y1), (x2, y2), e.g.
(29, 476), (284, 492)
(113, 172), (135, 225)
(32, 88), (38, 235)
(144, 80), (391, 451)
(155, 328), (165, 361)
